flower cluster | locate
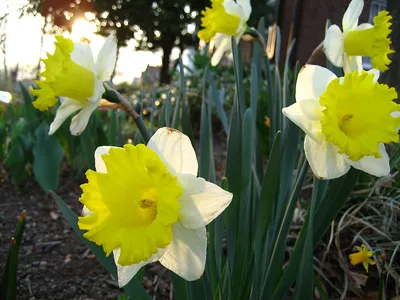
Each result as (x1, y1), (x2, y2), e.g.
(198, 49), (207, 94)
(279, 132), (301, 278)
(30, 0), (397, 289)
(283, 0), (399, 180)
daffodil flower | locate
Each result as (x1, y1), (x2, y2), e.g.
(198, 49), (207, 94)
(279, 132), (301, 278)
(78, 127), (233, 286)
(31, 34), (117, 135)
(324, 0), (393, 73)
(282, 65), (400, 180)
(349, 244), (377, 272)
(198, 0), (251, 66)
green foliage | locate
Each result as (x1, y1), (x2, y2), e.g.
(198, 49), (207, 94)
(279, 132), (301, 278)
(0, 211), (27, 300)
(32, 122), (64, 192)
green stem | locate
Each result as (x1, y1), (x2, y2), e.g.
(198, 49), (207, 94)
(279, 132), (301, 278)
(103, 83), (151, 143)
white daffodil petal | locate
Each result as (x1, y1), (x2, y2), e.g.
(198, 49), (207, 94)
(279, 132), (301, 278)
(299, 99), (324, 120)
(223, 0), (241, 17)
(71, 42), (95, 70)
(49, 98), (83, 135)
(159, 223), (206, 281)
(304, 135), (351, 180)
(356, 23), (373, 31)
(147, 127), (198, 176)
(282, 103), (323, 142)
(296, 65), (336, 102)
(88, 78), (105, 103)
(237, 0), (252, 20)
(211, 35), (231, 66)
(82, 205), (92, 216)
(95, 33), (118, 81)
(391, 111), (400, 130)
(177, 174), (232, 229)
(324, 25), (344, 67)
(367, 69), (380, 82)
(70, 102), (98, 136)
(113, 248), (164, 287)
(348, 144), (390, 177)
(342, 0), (364, 31)
(94, 146), (120, 173)
(343, 55), (362, 73)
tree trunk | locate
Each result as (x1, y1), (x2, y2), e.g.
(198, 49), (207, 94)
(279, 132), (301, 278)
(159, 41), (174, 85)
(381, 0), (400, 101)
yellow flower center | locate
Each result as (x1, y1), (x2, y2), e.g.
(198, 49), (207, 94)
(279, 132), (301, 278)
(344, 10), (393, 71)
(78, 144), (182, 265)
(198, 0), (242, 42)
(31, 35), (95, 111)
(320, 71), (400, 161)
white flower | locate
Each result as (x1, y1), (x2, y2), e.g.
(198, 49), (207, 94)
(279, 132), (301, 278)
(32, 34), (117, 136)
(79, 128), (233, 286)
(324, 0), (393, 73)
(282, 65), (400, 180)
(198, 0), (252, 66)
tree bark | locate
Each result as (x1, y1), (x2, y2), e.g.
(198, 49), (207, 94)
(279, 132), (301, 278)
(159, 41), (174, 85)
(381, 0), (400, 101)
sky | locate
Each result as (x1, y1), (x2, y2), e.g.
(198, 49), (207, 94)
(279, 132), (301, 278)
(0, 0), (189, 84)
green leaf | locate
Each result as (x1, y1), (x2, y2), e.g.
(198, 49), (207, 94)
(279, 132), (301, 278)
(50, 191), (150, 299)
(224, 75), (242, 274)
(208, 72), (229, 135)
(33, 123), (64, 192)
(108, 109), (118, 146)
(272, 168), (360, 299)
(231, 37), (245, 117)
(19, 82), (38, 123)
(293, 178), (320, 300)
(255, 131), (282, 248)
(171, 273), (190, 300)
(5, 141), (28, 187)
(165, 92), (172, 127)
(260, 158), (308, 299)
(177, 57), (195, 146)
(6, 238), (18, 300)
(199, 87), (211, 180)
(1, 211), (26, 300)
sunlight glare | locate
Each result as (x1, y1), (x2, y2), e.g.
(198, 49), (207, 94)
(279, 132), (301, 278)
(71, 18), (97, 41)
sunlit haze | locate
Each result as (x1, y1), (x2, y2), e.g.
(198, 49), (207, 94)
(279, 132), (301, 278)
(1, 0), (187, 85)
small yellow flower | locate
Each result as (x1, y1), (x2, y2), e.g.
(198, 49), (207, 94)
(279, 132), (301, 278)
(349, 244), (377, 272)
(198, 0), (251, 66)
(264, 117), (271, 127)
(324, 0), (393, 72)
(79, 128), (233, 287)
